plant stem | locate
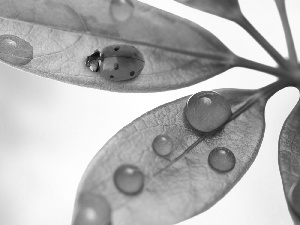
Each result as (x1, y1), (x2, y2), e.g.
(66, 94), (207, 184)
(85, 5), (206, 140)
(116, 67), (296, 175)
(229, 79), (291, 121)
(235, 56), (289, 79)
(236, 15), (290, 70)
(275, 0), (298, 65)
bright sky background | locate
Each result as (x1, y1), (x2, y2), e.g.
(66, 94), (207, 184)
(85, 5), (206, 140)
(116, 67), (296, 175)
(0, 0), (299, 225)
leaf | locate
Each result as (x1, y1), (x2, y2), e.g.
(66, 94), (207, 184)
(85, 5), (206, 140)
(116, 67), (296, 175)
(0, 0), (234, 92)
(174, 0), (243, 21)
(279, 97), (300, 224)
(73, 88), (268, 225)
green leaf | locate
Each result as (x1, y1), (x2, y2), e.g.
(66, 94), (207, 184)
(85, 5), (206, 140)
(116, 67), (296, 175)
(0, 0), (234, 92)
(174, 0), (242, 21)
(279, 97), (300, 224)
(73, 88), (267, 225)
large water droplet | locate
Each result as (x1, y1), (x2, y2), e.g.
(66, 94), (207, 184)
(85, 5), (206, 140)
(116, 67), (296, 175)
(288, 180), (300, 216)
(72, 192), (111, 225)
(110, 0), (134, 22)
(185, 91), (232, 132)
(208, 147), (236, 173)
(0, 34), (33, 66)
(114, 164), (144, 195)
(152, 134), (173, 156)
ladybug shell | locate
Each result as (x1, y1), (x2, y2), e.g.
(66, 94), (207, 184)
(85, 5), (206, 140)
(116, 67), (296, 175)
(100, 45), (145, 81)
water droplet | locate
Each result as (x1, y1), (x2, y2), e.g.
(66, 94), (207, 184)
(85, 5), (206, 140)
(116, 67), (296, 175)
(0, 34), (33, 66)
(73, 192), (111, 225)
(152, 134), (173, 156)
(185, 91), (232, 132)
(114, 164), (144, 195)
(208, 147), (236, 173)
(110, 0), (134, 22)
(288, 180), (300, 216)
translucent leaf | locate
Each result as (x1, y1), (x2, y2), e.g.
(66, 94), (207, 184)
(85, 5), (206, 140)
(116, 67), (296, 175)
(174, 0), (242, 21)
(73, 88), (268, 225)
(279, 97), (300, 224)
(0, 0), (234, 92)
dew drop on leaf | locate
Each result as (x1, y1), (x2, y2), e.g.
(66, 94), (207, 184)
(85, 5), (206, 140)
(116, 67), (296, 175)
(288, 180), (300, 216)
(152, 134), (173, 156)
(73, 192), (111, 225)
(185, 91), (232, 132)
(0, 34), (33, 66)
(208, 147), (236, 173)
(110, 0), (134, 22)
(114, 164), (144, 195)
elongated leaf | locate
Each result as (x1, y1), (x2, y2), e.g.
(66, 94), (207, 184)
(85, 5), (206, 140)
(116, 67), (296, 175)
(279, 97), (300, 224)
(73, 88), (267, 225)
(175, 0), (242, 21)
(0, 0), (234, 92)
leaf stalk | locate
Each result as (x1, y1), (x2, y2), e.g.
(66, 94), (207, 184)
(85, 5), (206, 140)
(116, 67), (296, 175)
(236, 15), (290, 70)
(275, 0), (298, 66)
(236, 56), (289, 79)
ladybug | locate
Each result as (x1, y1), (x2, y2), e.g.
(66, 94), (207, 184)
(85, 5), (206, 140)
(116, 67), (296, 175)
(85, 49), (101, 72)
(85, 44), (145, 81)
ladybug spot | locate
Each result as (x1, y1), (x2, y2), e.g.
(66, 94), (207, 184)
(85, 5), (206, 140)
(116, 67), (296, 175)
(114, 63), (119, 70)
(130, 71), (135, 76)
(110, 75), (114, 79)
(114, 46), (120, 51)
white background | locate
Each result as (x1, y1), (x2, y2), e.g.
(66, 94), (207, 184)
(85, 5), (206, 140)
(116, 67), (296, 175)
(0, 0), (299, 224)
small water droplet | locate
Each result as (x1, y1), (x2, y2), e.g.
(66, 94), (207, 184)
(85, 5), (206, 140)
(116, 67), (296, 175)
(288, 180), (300, 216)
(114, 164), (144, 195)
(208, 147), (236, 173)
(73, 192), (111, 225)
(110, 0), (134, 22)
(152, 134), (173, 156)
(0, 34), (33, 65)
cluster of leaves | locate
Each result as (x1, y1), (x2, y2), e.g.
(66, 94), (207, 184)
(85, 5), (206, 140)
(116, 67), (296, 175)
(1, 0), (299, 224)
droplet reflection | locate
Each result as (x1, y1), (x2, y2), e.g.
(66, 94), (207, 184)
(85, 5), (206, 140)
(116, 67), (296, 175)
(288, 180), (300, 216)
(114, 164), (144, 195)
(208, 147), (236, 173)
(110, 0), (134, 22)
(73, 192), (111, 225)
(152, 134), (173, 156)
